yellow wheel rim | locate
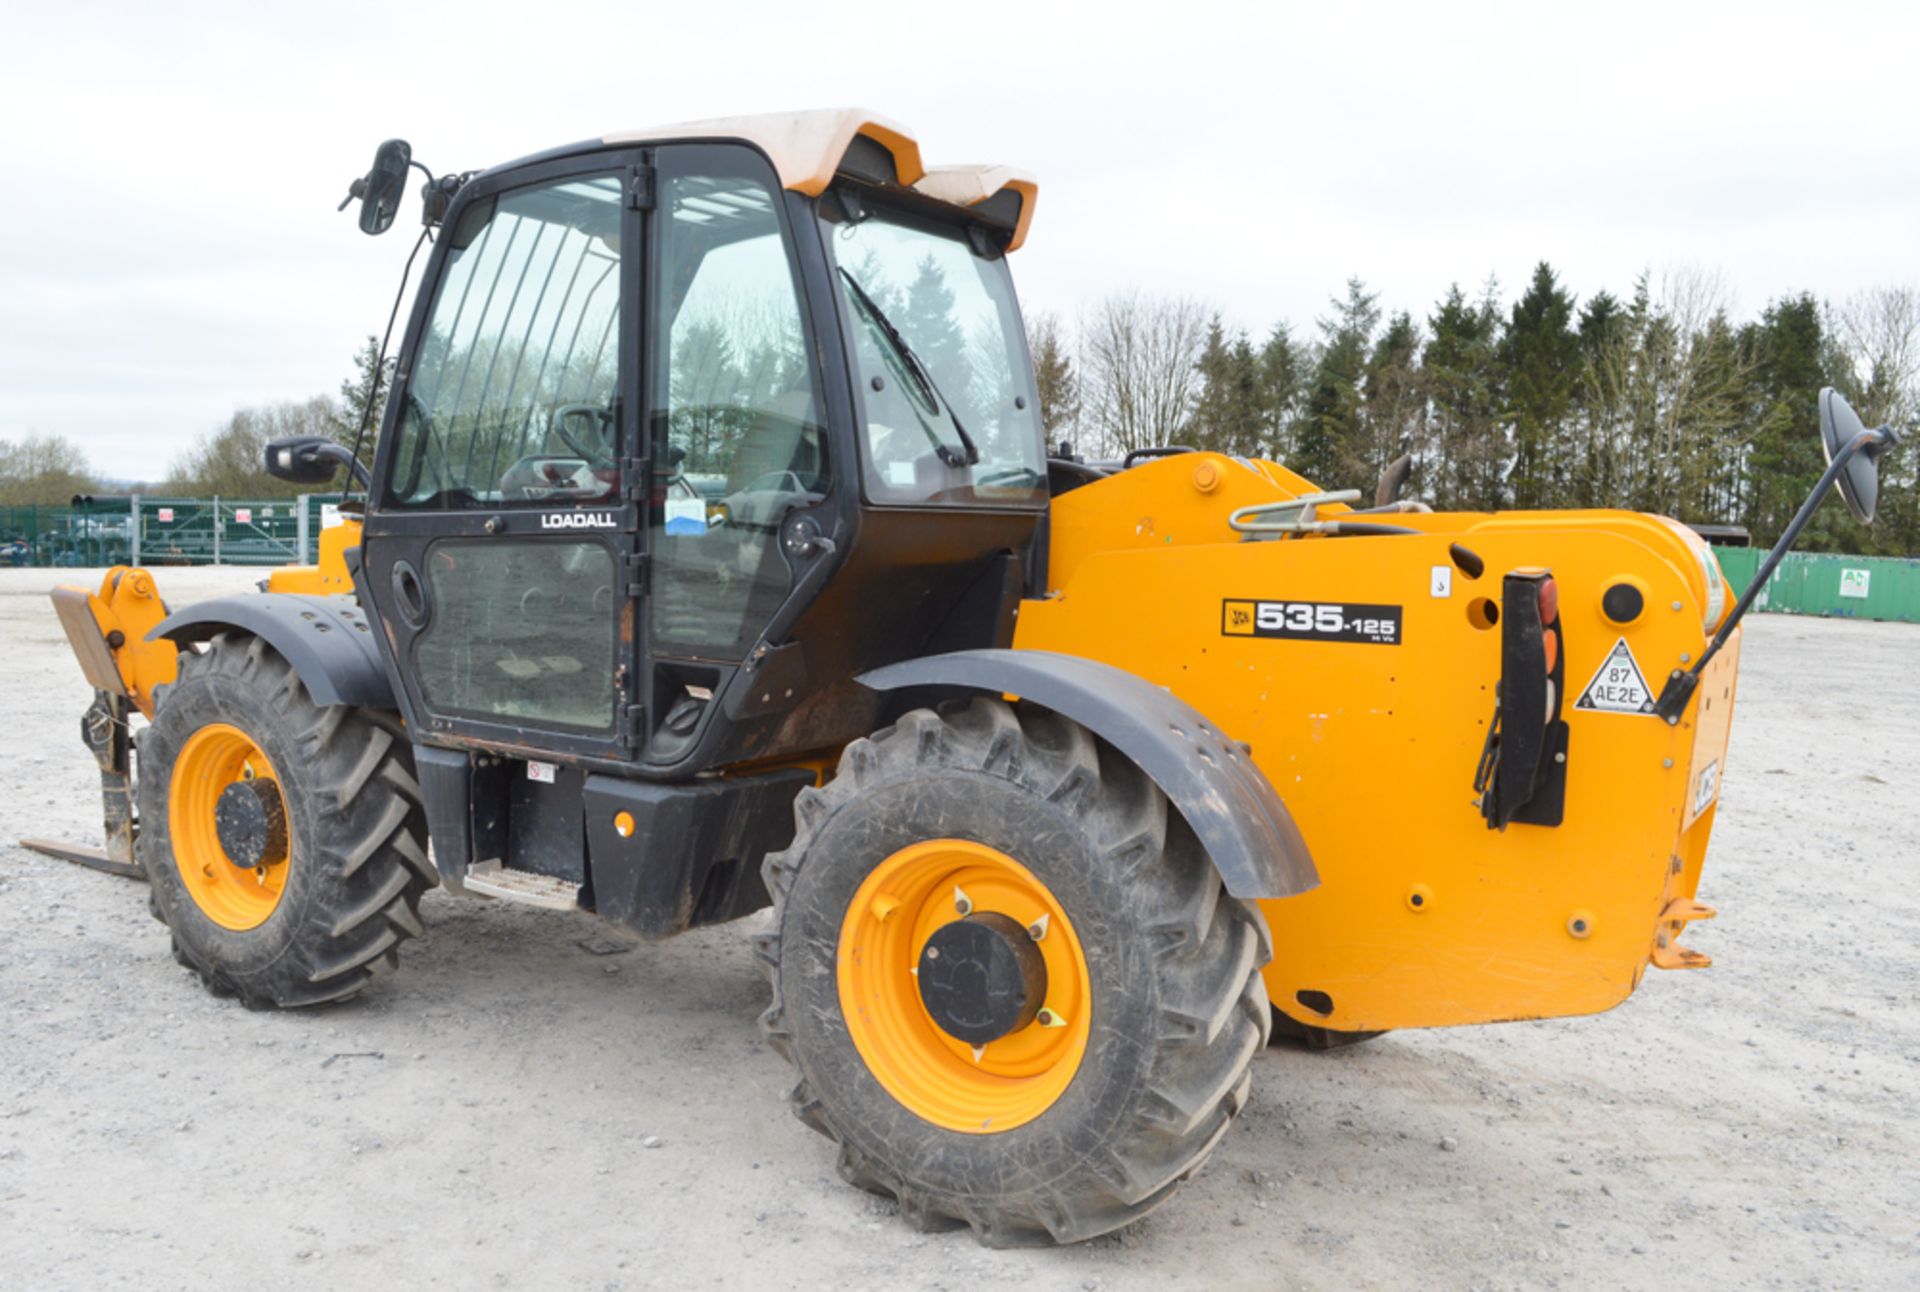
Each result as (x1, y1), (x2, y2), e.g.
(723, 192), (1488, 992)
(169, 723), (290, 931)
(837, 839), (1091, 1133)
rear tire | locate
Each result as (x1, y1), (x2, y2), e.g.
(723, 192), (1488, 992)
(139, 632), (433, 1008)
(758, 697), (1271, 1246)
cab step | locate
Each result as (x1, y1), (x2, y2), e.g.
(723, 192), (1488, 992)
(464, 861), (581, 911)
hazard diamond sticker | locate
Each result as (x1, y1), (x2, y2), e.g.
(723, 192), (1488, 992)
(1576, 637), (1655, 714)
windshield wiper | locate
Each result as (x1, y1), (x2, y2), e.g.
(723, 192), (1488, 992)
(837, 268), (979, 467)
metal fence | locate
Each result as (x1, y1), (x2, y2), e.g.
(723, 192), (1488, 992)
(0, 495), (345, 569)
(1717, 547), (1920, 625)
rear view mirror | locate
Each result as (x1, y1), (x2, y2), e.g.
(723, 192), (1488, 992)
(1653, 388), (1901, 722)
(338, 139), (413, 236)
(1820, 387), (1899, 524)
(265, 436), (369, 488)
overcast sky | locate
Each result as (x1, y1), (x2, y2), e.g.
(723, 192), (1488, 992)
(4, 1), (1916, 481)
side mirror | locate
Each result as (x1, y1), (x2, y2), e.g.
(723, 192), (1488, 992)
(338, 139), (412, 236)
(1820, 387), (1900, 524)
(265, 436), (370, 488)
(1653, 388), (1901, 722)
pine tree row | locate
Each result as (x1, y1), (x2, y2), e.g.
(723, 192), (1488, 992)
(1029, 266), (1920, 556)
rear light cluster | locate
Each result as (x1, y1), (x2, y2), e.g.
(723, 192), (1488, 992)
(1475, 568), (1569, 831)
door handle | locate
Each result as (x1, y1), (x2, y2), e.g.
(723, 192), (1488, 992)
(782, 514), (837, 559)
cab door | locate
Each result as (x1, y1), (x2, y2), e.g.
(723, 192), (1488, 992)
(360, 153), (646, 759)
(638, 143), (836, 763)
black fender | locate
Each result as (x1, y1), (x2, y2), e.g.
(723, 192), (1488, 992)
(860, 649), (1318, 901)
(151, 594), (396, 710)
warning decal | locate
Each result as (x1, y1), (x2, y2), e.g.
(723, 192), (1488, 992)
(1576, 637), (1655, 715)
(1693, 759), (1720, 816)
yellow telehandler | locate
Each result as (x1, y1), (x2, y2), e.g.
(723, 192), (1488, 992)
(28, 110), (1900, 1245)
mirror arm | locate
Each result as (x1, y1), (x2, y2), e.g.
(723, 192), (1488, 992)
(1652, 428), (1887, 723)
(334, 446), (375, 491)
(302, 440), (373, 490)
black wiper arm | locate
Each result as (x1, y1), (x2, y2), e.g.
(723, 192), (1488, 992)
(837, 268), (980, 467)
(837, 269), (932, 403)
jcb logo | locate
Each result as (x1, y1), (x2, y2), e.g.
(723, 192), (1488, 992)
(1224, 600), (1340, 634)
(540, 512), (617, 530)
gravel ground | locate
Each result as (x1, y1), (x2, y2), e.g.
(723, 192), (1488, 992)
(0, 565), (1914, 1291)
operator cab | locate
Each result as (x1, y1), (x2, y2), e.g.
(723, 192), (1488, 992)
(348, 111), (1046, 776)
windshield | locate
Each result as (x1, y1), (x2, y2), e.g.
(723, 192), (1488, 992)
(822, 201), (1045, 507)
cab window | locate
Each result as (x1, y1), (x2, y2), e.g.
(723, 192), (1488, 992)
(822, 202), (1045, 507)
(649, 149), (827, 660)
(386, 174), (624, 509)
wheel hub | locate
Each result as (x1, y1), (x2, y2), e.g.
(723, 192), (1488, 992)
(917, 911), (1047, 1045)
(213, 778), (287, 870)
(837, 838), (1089, 1133)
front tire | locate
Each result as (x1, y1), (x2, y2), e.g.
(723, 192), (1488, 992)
(139, 632), (433, 1008)
(758, 698), (1270, 1246)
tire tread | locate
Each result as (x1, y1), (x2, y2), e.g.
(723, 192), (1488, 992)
(140, 633), (433, 1009)
(758, 696), (1270, 1246)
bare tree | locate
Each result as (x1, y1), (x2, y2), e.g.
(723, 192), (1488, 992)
(165, 397), (340, 498)
(1830, 286), (1920, 427)
(1079, 291), (1209, 457)
(1828, 285), (1920, 544)
(0, 431), (99, 505)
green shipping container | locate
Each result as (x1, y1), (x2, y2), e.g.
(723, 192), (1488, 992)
(1715, 547), (1920, 624)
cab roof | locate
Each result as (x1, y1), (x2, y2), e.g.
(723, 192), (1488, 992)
(600, 108), (1037, 251)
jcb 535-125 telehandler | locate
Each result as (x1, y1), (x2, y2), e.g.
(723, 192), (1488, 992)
(31, 110), (1900, 1246)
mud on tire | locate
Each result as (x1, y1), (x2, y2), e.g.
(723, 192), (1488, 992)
(757, 697), (1271, 1246)
(140, 632), (434, 1007)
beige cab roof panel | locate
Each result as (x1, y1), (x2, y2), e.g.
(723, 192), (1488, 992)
(914, 164), (1038, 252)
(601, 108), (1035, 251)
